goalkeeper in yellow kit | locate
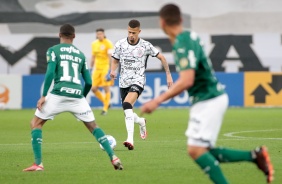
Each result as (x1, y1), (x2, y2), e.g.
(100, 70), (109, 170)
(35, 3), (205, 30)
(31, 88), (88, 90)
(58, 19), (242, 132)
(91, 28), (114, 115)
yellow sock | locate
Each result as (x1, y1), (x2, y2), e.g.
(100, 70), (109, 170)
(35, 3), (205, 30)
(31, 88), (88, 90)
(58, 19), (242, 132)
(103, 92), (111, 111)
(94, 90), (105, 103)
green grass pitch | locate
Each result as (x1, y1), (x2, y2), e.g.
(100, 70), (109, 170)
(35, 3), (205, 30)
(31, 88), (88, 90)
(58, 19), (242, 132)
(0, 108), (281, 184)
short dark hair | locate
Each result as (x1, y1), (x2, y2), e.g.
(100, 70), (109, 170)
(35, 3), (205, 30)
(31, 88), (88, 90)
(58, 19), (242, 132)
(96, 28), (104, 32)
(60, 23), (75, 38)
(159, 4), (181, 26)
(128, 19), (140, 28)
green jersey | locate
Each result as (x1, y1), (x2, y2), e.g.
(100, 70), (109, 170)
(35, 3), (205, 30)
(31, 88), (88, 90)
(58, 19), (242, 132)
(46, 43), (89, 98)
(173, 31), (225, 104)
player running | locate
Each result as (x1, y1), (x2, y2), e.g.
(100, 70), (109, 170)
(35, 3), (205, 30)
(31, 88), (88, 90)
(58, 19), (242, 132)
(141, 4), (274, 183)
(110, 19), (173, 150)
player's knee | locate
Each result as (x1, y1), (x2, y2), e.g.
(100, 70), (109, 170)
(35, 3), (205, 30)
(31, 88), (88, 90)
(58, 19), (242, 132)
(188, 146), (209, 159)
(122, 102), (132, 110)
(188, 147), (198, 159)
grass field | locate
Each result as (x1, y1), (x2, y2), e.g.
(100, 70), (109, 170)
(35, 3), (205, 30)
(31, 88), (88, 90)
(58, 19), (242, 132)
(0, 108), (281, 184)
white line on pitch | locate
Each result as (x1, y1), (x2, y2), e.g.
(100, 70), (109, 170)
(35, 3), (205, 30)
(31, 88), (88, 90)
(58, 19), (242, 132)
(224, 129), (282, 140)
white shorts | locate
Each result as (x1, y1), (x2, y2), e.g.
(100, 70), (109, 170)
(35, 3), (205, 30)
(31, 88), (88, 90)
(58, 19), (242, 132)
(185, 93), (228, 148)
(35, 94), (95, 122)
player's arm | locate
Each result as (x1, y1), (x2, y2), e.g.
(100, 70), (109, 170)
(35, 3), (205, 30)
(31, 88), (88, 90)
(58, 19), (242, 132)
(42, 62), (56, 97)
(81, 60), (92, 97)
(38, 49), (56, 110)
(90, 54), (95, 70)
(155, 69), (194, 103)
(90, 42), (95, 70)
(156, 53), (173, 88)
(110, 58), (119, 79)
(105, 44), (114, 81)
(141, 69), (194, 114)
(110, 41), (120, 79)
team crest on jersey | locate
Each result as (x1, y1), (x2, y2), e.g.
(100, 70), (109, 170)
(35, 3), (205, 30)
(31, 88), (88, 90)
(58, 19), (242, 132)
(132, 47), (145, 58)
(100, 44), (105, 50)
(180, 58), (189, 68)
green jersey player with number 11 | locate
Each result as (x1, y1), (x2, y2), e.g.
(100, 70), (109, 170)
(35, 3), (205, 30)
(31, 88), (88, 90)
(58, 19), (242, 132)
(141, 4), (274, 184)
(23, 24), (123, 171)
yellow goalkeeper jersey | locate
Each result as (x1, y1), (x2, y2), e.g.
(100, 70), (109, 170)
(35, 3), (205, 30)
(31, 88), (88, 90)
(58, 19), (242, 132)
(91, 38), (113, 70)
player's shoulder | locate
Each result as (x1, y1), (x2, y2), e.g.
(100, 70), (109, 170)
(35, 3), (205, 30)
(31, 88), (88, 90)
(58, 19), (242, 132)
(104, 38), (113, 44)
(117, 37), (127, 43)
(178, 30), (200, 42)
(92, 40), (99, 45)
(139, 38), (153, 46)
(46, 44), (60, 55)
(115, 38), (127, 46)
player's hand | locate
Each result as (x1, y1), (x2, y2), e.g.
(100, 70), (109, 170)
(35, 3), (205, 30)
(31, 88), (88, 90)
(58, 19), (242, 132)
(37, 96), (46, 111)
(140, 99), (160, 115)
(105, 71), (112, 81)
(110, 71), (117, 80)
(166, 74), (173, 88)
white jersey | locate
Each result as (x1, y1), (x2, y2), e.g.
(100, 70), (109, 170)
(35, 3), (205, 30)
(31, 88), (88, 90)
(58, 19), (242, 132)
(112, 38), (159, 88)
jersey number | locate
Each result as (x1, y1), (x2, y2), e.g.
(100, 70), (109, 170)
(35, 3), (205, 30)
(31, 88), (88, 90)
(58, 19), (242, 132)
(60, 61), (81, 84)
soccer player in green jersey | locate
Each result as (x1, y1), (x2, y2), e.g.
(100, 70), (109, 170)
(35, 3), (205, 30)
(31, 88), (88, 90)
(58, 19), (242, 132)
(23, 24), (123, 171)
(141, 4), (274, 184)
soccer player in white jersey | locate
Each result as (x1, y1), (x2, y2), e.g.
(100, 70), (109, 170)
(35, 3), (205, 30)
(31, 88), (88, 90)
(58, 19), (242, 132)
(110, 19), (173, 150)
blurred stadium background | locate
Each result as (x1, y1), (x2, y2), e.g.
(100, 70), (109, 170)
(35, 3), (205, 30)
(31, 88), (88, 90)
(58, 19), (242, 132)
(1, 0), (282, 109)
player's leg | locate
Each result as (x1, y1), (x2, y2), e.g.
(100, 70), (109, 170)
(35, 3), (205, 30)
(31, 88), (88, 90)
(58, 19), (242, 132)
(188, 146), (228, 184)
(186, 94), (229, 183)
(83, 121), (123, 170)
(209, 146), (274, 183)
(23, 116), (47, 172)
(133, 113), (147, 140)
(101, 85), (111, 115)
(23, 94), (59, 172)
(92, 70), (105, 104)
(100, 70), (114, 115)
(72, 97), (123, 170)
(122, 91), (138, 150)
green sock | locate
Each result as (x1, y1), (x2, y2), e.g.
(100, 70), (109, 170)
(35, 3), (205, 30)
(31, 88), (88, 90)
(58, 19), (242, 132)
(195, 152), (229, 184)
(93, 128), (114, 160)
(209, 147), (253, 163)
(31, 129), (42, 165)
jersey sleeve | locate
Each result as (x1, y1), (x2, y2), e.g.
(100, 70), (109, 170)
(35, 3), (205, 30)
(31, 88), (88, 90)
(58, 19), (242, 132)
(112, 41), (121, 60)
(111, 40), (121, 60)
(46, 47), (57, 63)
(81, 55), (92, 97)
(147, 42), (159, 57)
(43, 47), (56, 96)
(91, 41), (96, 55)
(175, 36), (199, 71)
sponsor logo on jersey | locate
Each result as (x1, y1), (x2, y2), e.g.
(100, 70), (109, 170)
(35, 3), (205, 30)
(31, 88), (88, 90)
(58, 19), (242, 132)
(60, 46), (80, 54)
(124, 66), (140, 71)
(124, 59), (135, 66)
(60, 87), (81, 95)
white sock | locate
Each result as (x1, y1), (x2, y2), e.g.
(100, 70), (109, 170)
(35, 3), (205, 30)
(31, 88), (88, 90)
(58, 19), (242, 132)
(124, 109), (134, 144)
